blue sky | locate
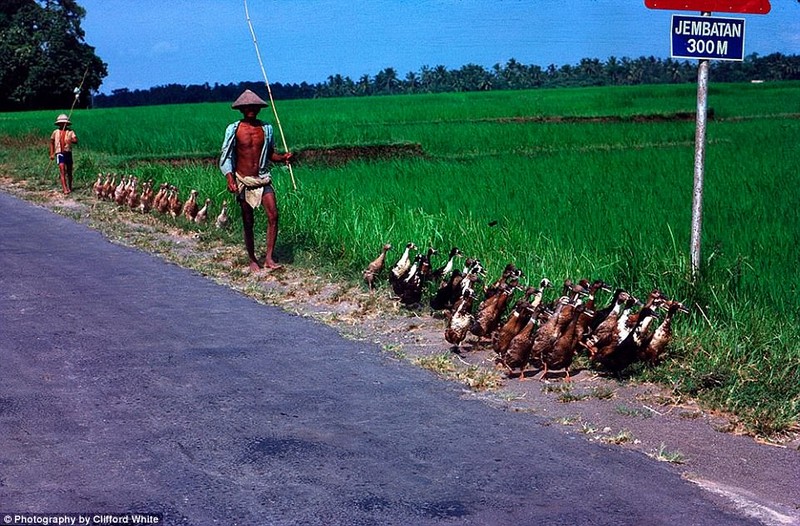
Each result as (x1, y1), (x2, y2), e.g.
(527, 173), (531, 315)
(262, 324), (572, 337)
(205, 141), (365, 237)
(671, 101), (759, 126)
(79, 0), (800, 94)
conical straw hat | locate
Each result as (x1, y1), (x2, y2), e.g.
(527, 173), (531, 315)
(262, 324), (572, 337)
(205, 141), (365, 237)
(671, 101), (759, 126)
(231, 89), (268, 109)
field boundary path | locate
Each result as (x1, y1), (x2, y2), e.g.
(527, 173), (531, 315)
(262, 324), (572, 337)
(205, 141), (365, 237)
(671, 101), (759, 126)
(0, 188), (797, 525)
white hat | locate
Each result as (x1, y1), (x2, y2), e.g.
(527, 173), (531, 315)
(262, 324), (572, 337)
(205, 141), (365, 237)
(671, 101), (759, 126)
(54, 114), (71, 125)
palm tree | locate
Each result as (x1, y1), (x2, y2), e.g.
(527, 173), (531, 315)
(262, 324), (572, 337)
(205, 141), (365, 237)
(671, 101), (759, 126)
(374, 67), (400, 94)
(404, 71), (420, 94)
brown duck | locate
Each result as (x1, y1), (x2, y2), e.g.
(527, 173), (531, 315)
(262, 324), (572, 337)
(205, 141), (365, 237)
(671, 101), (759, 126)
(500, 304), (550, 379)
(182, 189), (199, 221)
(638, 300), (689, 364)
(539, 304), (595, 382)
(470, 283), (516, 339)
(168, 186), (183, 218)
(362, 243), (392, 292)
(492, 279), (551, 355)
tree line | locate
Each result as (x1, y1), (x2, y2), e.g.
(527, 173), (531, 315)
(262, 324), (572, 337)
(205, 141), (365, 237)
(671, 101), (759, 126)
(93, 53), (800, 108)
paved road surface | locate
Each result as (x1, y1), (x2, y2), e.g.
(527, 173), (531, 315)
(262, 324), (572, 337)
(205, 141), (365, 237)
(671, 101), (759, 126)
(0, 191), (758, 526)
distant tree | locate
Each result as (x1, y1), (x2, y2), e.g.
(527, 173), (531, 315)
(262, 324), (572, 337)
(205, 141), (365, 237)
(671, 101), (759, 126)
(373, 67), (400, 94)
(0, 0), (106, 110)
(403, 71), (420, 94)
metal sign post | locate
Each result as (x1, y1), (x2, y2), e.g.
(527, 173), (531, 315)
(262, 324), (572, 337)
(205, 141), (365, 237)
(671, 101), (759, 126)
(645, 0), (768, 278)
(691, 28), (710, 277)
(670, 12), (745, 276)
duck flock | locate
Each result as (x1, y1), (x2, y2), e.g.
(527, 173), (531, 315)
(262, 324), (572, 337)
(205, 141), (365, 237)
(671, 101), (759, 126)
(86, 176), (689, 380)
(90, 172), (230, 229)
(364, 243), (690, 381)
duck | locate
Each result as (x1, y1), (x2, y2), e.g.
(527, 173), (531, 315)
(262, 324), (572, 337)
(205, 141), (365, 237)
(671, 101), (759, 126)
(100, 173), (114, 200)
(215, 200), (230, 229)
(584, 293), (642, 369)
(398, 253), (429, 306)
(587, 288), (625, 334)
(444, 288), (477, 348)
(539, 304), (595, 382)
(484, 263), (522, 299)
(138, 180), (154, 214)
(431, 247), (462, 283)
(362, 243), (392, 292)
(614, 294), (642, 345)
(470, 282), (516, 339)
(500, 304), (549, 379)
(492, 279), (551, 355)
(638, 300), (689, 364)
(113, 175), (128, 205)
(592, 306), (660, 374)
(389, 242), (417, 293)
(582, 290), (631, 356)
(126, 178), (140, 210)
(441, 258), (485, 310)
(195, 198), (211, 224)
(417, 247), (438, 285)
(492, 299), (533, 355)
(157, 186), (173, 215)
(430, 268), (463, 311)
(92, 173), (104, 199)
(625, 289), (664, 331)
(182, 189), (199, 221)
(152, 183), (168, 212)
(168, 186), (183, 218)
(528, 292), (584, 369)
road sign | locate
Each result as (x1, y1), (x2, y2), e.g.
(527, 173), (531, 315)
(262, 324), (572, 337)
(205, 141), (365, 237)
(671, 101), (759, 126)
(671, 14), (745, 61)
(644, 0), (770, 14)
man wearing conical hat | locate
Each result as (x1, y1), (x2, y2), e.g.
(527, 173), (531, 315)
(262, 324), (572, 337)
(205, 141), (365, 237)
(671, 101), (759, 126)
(220, 89), (293, 271)
(50, 113), (78, 195)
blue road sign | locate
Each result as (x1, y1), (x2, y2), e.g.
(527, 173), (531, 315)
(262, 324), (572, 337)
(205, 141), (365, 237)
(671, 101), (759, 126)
(671, 15), (745, 61)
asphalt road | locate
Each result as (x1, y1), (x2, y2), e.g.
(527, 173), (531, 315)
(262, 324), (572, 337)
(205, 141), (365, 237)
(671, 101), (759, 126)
(0, 191), (759, 526)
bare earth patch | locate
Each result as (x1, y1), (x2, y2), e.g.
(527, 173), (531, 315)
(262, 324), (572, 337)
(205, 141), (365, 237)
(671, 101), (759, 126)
(3, 175), (799, 525)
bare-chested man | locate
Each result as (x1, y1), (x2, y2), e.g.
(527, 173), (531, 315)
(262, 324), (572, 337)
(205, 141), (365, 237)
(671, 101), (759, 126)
(220, 90), (292, 271)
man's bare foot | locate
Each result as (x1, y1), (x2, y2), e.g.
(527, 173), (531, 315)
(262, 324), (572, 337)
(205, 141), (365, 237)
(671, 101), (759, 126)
(264, 261), (283, 270)
(248, 261), (262, 272)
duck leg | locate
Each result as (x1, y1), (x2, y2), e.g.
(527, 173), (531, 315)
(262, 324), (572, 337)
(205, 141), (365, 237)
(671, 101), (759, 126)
(538, 363), (549, 382)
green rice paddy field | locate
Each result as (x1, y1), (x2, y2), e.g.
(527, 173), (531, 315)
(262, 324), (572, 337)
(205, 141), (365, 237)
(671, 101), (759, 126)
(1, 82), (799, 435)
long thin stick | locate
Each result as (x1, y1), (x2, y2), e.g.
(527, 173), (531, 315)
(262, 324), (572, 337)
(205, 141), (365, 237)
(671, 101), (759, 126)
(68, 66), (90, 120)
(243, 0), (297, 190)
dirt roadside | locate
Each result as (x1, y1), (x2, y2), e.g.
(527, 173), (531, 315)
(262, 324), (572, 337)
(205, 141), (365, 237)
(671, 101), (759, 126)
(2, 176), (798, 525)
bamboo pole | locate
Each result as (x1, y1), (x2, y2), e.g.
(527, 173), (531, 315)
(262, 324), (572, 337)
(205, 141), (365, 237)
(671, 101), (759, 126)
(243, 0), (297, 190)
